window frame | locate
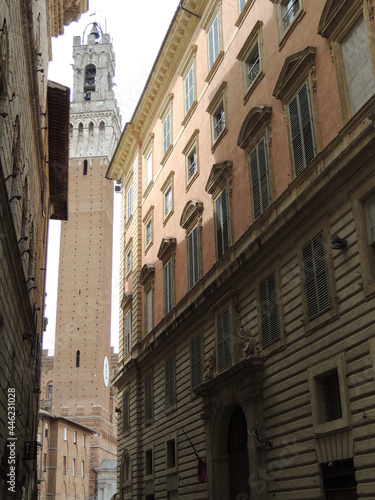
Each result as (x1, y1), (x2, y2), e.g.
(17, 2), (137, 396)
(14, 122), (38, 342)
(160, 95), (174, 164)
(163, 258), (174, 315)
(125, 176), (133, 223)
(214, 187), (231, 260)
(248, 135), (272, 220)
(125, 239), (132, 278)
(124, 308), (131, 357)
(161, 171), (175, 225)
(122, 388), (130, 434)
(237, 21), (264, 102)
(140, 264), (155, 336)
(182, 129), (199, 189)
(143, 207), (154, 254)
(318, 0), (375, 124)
(142, 136), (154, 197)
(257, 271), (282, 350)
(271, 0), (305, 47)
(180, 45), (198, 125)
(207, 82), (227, 151)
(203, 3), (224, 82)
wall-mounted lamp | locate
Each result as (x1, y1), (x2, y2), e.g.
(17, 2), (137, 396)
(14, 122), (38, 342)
(331, 234), (347, 250)
(9, 195), (21, 202)
(251, 428), (273, 449)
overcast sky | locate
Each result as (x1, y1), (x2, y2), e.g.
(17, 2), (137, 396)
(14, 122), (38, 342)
(44, 0), (179, 354)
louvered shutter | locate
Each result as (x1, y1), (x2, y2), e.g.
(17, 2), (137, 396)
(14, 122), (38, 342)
(303, 233), (331, 321)
(165, 358), (174, 406)
(145, 374), (152, 420)
(250, 138), (270, 219)
(125, 311), (131, 355)
(217, 308), (232, 372)
(259, 273), (279, 347)
(289, 82), (316, 176)
(188, 226), (199, 289)
(342, 16), (375, 115)
(163, 113), (171, 154)
(146, 289), (153, 334)
(164, 259), (173, 314)
(208, 14), (220, 70)
(123, 391), (129, 431)
(185, 65), (194, 113)
(191, 335), (202, 388)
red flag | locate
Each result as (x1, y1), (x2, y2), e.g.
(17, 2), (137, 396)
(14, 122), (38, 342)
(198, 457), (207, 483)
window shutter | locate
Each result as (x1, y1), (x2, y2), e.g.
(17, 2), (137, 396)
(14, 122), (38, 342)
(146, 290), (153, 334)
(188, 226), (199, 289)
(125, 310), (131, 355)
(303, 233), (331, 321)
(217, 308), (231, 372)
(185, 65), (194, 113)
(164, 259), (173, 314)
(289, 82), (316, 175)
(250, 138), (270, 219)
(208, 14), (220, 70)
(342, 16), (375, 115)
(145, 374), (152, 420)
(165, 358), (174, 406)
(216, 189), (230, 259)
(259, 273), (279, 347)
(191, 335), (202, 388)
(123, 391), (129, 431)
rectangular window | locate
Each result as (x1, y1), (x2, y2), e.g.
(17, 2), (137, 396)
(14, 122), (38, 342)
(82, 434), (86, 448)
(213, 102), (225, 141)
(126, 248), (132, 275)
(302, 233), (331, 321)
(239, 0), (247, 12)
(184, 64), (195, 114)
(64, 427), (67, 441)
(145, 373), (153, 421)
(72, 458), (76, 477)
(217, 308), (232, 373)
(164, 258), (173, 314)
(145, 218), (152, 248)
(207, 12), (220, 71)
(123, 390), (129, 432)
(165, 357), (175, 407)
(145, 449), (153, 476)
(246, 43), (260, 88)
(166, 439), (176, 469)
(73, 431), (77, 444)
(81, 461), (84, 478)
(259, 273), (280, 347)
(164, 187), (172, 218)
(187, 148), (197, 182)
(249, 137), (271, 219)
(43, 453), (47, 472)
(341, 16), (375, 116)
(124, 310), (131, 356)
(45, 423), (48, 438)
(145, 288), (153, 334)
(282, 0), (300, 31)
(215, 188), (230, 258)
(63, 456), (67, 475)
(289, 81), (316, 175)
(188, 225), (200, 289)
(126, 183), (132, 221)
(317, 369), (343, 422)
(47, 384), (52, 400)
(365, 194), (375, 245)
(191, 335), (202, 389)
(146, 151), (153, 186)
(163, 111), (171, 155)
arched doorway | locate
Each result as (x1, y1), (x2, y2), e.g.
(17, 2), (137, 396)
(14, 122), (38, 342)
(227, 406), (250, 499)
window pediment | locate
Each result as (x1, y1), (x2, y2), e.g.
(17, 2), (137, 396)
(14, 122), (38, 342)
(121, 292), (133, 310)
(273, 46), (316, 101)
(140, 264), (155, 285)
(318, 0), (363, 40)
(237, 106), (272, 150)
(205, 160), (232, 195)
(180, 200), (204, 229)
(157, 237), (176, 261)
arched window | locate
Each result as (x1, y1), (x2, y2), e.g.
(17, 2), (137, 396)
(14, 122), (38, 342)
(70, 124), (73, 138)
(78, 123), (83, 136)
(83, 160), (88, 176)
(76, 350), (80, 368)
(120, 450), (132, 498)
(84, 64), (96, 92)
(89, 121), (94, 134)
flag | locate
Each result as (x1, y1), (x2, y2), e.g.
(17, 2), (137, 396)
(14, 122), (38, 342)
(198, 457), (207, 483)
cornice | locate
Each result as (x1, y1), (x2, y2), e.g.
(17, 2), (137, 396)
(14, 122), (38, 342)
(49, 0), (89, 38)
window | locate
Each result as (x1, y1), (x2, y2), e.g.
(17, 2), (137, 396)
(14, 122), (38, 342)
(81, 461), (84, 478)
(272, 0), (304, 44)
(237, 21), (264, 101)
(64, 427), (68, 441)
(166, 439), (176, 469)
(365, 194), (375, 246)
(63, 456), (67, 475)
(191, 335), (202, 389)
(143, 207), (154, 252)
(161, 172), (174, 223)
(84, 64), (96, 92)
(123, 390), (129, 432)
(76, 350), (80, 368)
(145, 373), (153, 421)
(83, 159), (88, 176)
(145, 288), (153, 334)
(72, 458), (76, 477)
(82, 434), (86, 448)
(207, 82), (227, 149)
(188, 225), (200, 289)
(207, 12), (221, 71)
(281, 0), (300, 31)
(302, 233), (331, 321)
(165, 357), (175, 407)
(317, 369), (342, 423)
(164, 258), (173, 315)
(164, 187), (172, 217)
(126, 247), (132, 276)
(217, 308), (232, 372)
(47, 384), (52, 400)
(183, 130), (199, 188)
(163, 111), (171, 156)
(249, 137), (271, 219)
(146, 151), (153, 187)
(73, 431), (77, 444)
(184, 64), (195, 115)
(45, 423), (48, 438)
(215, 188), (230, 259)
(124, 310), (131, 356)
(239, 0), (247, 12)
(43, 453), (47, 472)
(145, 449), (153, 476)
(146, 220), (152, 247)
(259, 273), (279, 347)
(289, 82), (316, 175)
(126, 181), (132, 221)
(318, 4), (375, 123)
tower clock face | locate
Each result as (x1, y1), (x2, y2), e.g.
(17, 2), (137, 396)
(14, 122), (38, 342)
(103, 355), (109, 387)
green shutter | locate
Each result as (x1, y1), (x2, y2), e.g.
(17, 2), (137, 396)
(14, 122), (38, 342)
(217, 309), (231, 372)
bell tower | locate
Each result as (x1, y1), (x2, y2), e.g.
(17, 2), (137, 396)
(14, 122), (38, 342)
(52, 23), (121, 499)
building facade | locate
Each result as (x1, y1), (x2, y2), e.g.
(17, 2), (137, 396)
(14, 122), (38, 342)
(0, 1), (88, 499)
(43, 24), (121, 500)
(108, 0), (375, 498)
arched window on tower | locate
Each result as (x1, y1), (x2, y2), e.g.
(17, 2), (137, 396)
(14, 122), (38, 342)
(84, 64), (96, 94)
(76, 350), (80, 368)
(83, 160), (88, 176)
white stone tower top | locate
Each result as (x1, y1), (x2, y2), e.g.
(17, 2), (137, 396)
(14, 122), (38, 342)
(70, 23), (122, 159)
